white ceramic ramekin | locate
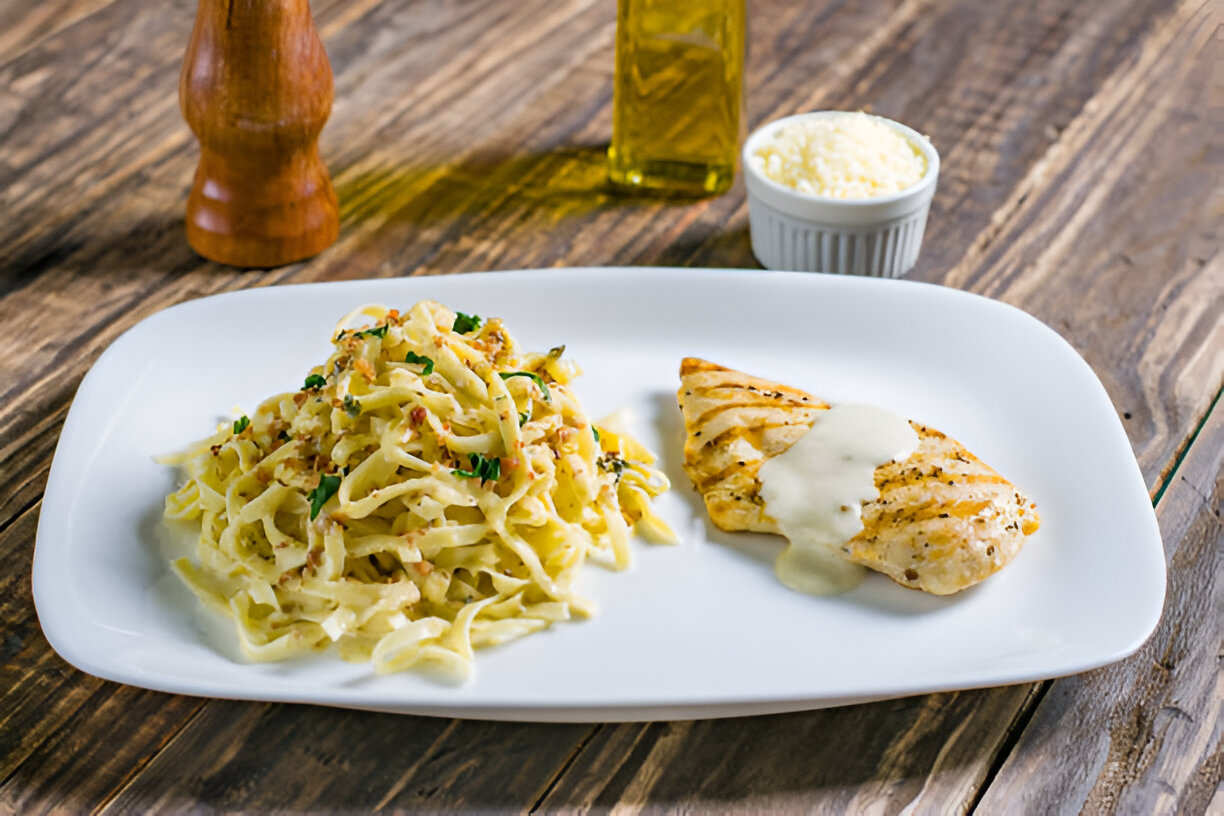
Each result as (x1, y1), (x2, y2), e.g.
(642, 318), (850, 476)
(743, 112), (940, 278)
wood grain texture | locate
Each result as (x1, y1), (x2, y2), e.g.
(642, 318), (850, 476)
(976, 401), (1223, 815)
(0, 0), (115, 65)
(0, 504), (207, 815)
(538, 687), (1044, 814)
(0, 0), (1218, 812)
(99, 704), (594, 813)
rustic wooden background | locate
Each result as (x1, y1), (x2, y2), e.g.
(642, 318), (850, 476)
(1, 0), (1219, 812)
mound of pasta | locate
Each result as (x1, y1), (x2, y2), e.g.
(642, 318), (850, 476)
(164, 300), (672, 679)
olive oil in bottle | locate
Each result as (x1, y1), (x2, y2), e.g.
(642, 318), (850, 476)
(609, 0), (745, 196)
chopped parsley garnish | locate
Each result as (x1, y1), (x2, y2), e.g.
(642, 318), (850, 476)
(353, 324), (388, 339)
(307, 474), (341, 520)
(452, 312), (481, 334)
(232, 415), (250, 434)
(499, 371), (551, 402)
(453, 452), (500, 483)
(343, 395), (362, 417)
(592, 427), (600, 442)
(277, 430), (291, 442)
(404, 351), (435, 376)
(302, 373), (326, 390)
(518, 412), (529, 426)
(597, 452), (627, 480)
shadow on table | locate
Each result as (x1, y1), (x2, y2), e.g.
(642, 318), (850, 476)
(0, 208), (200, 298)
(2, 144), (755, 297)
(332, 144), (718, 228)
(653, 224), (754, 269)
(329, 144), (757, 270)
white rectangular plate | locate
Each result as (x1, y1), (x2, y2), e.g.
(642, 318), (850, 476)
(33, 268), (1165, 721)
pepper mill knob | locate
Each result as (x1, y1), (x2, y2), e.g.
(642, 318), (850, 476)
(180, 0), (339, 267)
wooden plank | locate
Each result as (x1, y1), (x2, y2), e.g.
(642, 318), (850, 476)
(975, 399), (1222, 814)
(537, 687), (1042, 813)
(98, 704), (595, 813)
(0, 405), (62, 528)
(0, 506), (92, 781)
(0, 0), (116, 67)
(0, 504), (207, 814)
(0, 685), (205, 815)
(875, 0), (1196, 284)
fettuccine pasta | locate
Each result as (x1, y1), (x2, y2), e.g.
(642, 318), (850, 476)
(163, 300), (673, 679)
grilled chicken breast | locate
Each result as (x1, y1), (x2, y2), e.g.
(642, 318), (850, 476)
(677, 358), (1039, 595)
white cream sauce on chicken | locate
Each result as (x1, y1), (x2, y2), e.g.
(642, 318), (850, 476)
(759, 403), (919, 595)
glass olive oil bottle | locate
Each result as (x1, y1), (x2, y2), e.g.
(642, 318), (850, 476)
(609, 0), (745, 196)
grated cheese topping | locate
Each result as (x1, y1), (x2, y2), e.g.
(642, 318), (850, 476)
(751, 112), (927, 199)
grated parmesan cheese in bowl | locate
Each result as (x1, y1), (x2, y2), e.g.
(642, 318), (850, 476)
(742, 110), (940, 277)
(750, 111), (927, 199)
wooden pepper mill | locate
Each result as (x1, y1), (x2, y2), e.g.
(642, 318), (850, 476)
(180, 0), (339, 267)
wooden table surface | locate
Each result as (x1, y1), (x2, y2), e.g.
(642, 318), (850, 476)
(2, 0), (1220, 812)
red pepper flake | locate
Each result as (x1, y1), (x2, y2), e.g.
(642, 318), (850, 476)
(409, 405), (427, 426)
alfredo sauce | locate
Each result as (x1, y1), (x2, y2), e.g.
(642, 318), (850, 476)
(758, 403), (918, 595)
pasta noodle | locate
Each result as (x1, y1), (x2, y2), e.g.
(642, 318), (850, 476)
(163, 300), (673, 679)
